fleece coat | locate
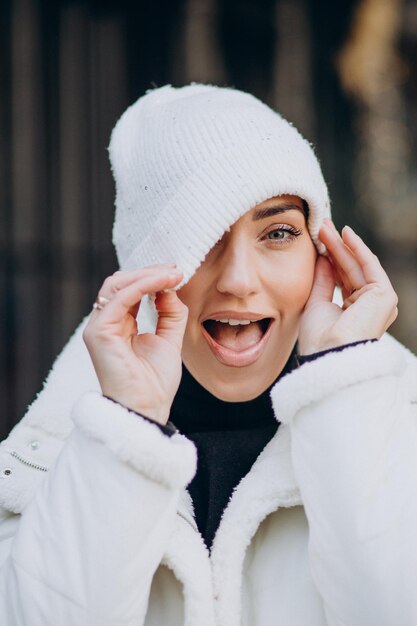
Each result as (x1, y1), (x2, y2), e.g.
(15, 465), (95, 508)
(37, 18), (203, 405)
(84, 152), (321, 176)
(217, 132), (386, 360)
(0, 317), (416, 626)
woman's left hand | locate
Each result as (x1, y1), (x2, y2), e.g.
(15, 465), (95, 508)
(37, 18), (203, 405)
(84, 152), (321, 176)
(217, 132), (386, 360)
(297, 218), (399, 356)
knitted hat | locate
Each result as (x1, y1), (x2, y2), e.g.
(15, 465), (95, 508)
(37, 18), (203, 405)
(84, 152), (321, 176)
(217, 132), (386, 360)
(109, 83), (331, 292)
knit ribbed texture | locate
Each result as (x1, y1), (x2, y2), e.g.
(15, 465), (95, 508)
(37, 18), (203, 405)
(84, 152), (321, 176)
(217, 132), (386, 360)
(109, 83), (331, 289)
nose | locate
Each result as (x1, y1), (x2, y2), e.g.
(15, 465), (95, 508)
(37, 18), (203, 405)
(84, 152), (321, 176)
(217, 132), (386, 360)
(215, 235), (260, 299)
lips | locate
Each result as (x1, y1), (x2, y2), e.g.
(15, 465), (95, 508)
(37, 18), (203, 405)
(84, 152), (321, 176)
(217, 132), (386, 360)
(203, 318), (270, 350)
(201, 316), (274, 367)
(203, 317), (271, 338)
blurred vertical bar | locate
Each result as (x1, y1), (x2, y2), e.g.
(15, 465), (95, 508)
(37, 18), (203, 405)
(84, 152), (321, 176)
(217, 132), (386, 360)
(0, 0), (13, 439)
(179, 0), (226, 84)
(58, 3), (92, 339)
(10, 0), (49, 436)
(272, 0), (316, 141)
(57, 3), (127, 344)
(89, 10), (127, 290)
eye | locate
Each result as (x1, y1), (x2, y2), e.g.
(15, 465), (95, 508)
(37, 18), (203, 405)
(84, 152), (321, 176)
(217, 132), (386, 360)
(262, 225), (302, 245)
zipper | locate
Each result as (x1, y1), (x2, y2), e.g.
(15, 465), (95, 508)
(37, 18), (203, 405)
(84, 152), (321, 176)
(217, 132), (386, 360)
(10, 451), (48, 472)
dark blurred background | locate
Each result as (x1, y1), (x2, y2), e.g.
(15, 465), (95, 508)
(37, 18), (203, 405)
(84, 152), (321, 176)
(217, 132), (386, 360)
(1, 0), (417, 439)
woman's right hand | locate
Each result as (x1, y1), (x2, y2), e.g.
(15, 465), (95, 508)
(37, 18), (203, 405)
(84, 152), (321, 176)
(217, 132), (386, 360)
(82, 264), (188, 425)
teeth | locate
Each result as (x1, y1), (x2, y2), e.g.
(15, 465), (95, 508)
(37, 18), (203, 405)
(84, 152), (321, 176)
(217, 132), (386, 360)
(213, 318), (253, 326)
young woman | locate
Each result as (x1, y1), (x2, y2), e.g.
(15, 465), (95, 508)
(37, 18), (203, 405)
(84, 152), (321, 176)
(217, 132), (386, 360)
(0, 84), (416, 626)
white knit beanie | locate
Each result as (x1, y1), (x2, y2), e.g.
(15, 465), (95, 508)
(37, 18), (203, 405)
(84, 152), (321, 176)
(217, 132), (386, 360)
(109, 83), (331, 292)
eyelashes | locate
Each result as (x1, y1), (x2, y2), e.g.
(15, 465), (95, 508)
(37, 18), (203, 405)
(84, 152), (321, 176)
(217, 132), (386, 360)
(208, 225), (303, 255)
(262, 225), (303, 245)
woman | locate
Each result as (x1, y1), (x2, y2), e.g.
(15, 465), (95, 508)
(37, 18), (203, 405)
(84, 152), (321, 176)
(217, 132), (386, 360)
(0, 84), (416, 626)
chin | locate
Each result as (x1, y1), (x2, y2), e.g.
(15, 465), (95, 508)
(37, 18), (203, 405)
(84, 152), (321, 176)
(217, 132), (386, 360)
(187, 348), (283, 402)
(203, 373), (271, 402)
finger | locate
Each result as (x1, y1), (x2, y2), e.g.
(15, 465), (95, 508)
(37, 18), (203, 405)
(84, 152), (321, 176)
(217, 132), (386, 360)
(340, 226), (392, 286)
(154, 290), (189, 351)
(90, 264), (179, 322)
(97, 263), (178, 301)
(320, 220), (366, 289)
(305, 255), (336, 308)
(320, 222), (353, 289)
(341, 284), (367, 309)
(319, 220), (366, 291)
(342, 282), (399, 331)
(341, 227), (399, 331)
(327, 255), (353, 300)
(93, 268), (183, 327)
(388, 306), (399, 327)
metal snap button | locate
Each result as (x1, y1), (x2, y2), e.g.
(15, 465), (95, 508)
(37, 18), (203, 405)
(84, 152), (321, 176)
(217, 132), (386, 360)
(29, 440), (40, 450)
(0, 468), (12, 478)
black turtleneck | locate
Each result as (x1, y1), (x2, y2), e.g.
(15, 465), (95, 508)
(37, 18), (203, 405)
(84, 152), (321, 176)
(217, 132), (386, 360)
(169, 343), (299, 549)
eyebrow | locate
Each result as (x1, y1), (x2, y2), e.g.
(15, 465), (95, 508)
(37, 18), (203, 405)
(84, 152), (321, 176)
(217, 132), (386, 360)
(252, 203), (304, 221)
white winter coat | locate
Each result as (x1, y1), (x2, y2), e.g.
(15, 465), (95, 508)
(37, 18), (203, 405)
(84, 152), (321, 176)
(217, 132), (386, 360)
(0, 320), (416, 626)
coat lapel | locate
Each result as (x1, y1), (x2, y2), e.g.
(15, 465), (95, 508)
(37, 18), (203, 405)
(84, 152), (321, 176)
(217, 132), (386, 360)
(210, 424), (301, 626)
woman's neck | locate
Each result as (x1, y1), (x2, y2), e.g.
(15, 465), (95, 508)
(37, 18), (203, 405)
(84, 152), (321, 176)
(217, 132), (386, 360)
(170, 342), (298, 433)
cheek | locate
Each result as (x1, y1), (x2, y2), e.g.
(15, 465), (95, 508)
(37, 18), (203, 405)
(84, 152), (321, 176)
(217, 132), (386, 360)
(177, 261), (215, 321)
(268, 248), (316, 311)
(176, 274), (200, 310)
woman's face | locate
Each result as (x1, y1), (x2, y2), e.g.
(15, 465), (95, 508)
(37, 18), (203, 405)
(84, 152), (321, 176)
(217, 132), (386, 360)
(177, 194), (317, 401)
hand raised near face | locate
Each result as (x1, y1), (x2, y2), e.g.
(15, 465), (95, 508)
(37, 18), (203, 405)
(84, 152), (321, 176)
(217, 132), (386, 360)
(82, 264), (188, 425)
(297, 218), (399, 356)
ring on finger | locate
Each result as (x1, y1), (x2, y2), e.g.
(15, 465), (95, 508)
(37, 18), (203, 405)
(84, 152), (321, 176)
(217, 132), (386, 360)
(93, 295), (111, 310)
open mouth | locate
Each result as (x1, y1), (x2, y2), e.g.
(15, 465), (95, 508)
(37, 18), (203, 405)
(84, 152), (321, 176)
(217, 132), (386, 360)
(200, 316), (274, 367)
(202, 318), (272, 352)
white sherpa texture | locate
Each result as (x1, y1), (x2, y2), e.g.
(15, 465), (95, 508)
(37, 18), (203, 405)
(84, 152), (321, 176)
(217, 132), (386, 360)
(0, 426), (66, 514)
(0, 450), (47, 515)
(109, 83), (331, 289)
(71, 392), (197, 490)
(0, 308), (188, 514)
(162, 516), (215, 626)
(210, 425), (301, 626)
(270, 333), (407, 425)
(0, 316), (99, 514)
(10, 314), (99, 440)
